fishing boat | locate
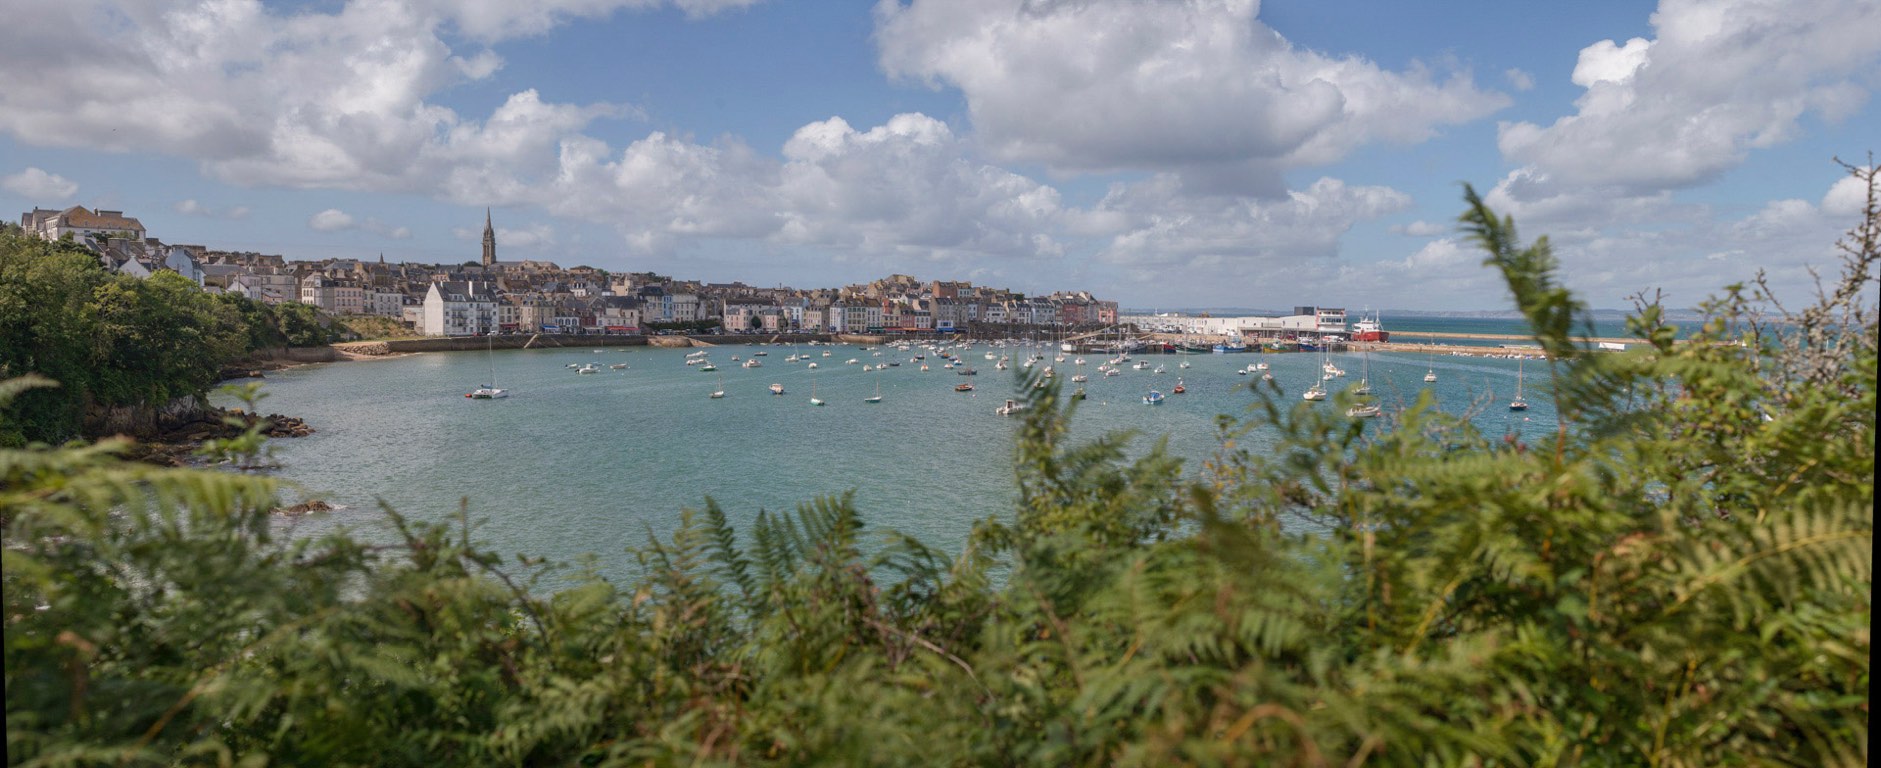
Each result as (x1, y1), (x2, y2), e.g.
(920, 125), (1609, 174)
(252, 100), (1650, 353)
(1510, 357), (1529, 411)
(465, 335), (509, 399)
(1143, 390), (1165, 405)
(995, 399), (1025, 416)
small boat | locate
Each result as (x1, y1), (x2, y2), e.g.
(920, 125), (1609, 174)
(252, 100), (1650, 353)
(609, 363), (628, 370)
(1143, 390), (1165, 405)
(1072, 387), (1086, 400)
(846, 358), (859, 365)
(576, 363), (600, 374)
(995, 399), (1025, 416)
(1347, 403), (1381, 418)
(1172, 379), (1186, 394)
(769, 383), (785, 395)
(1070, 374), (1088, 383)
(1302, 382), (1326, 401)
(865, 380), (883, 404)
(807, 362), (818, 369)
(957, 367), (977, 376)
(752, 351), (768, 356)
(700, 363), (717, 372)
(743, 359), (762, 368)
(1510, 357), (1529, 411)
(954, 383), (974, 392)
(862, 365), (872, 372)
(467, 336), (508, 399)
(710, 376), (726, 399)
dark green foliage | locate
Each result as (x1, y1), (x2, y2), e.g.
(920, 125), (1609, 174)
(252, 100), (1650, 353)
(0, 232), (341, 444)
(4, 184), (1872, 766)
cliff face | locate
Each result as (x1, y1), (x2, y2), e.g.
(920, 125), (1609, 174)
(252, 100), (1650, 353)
(84, 395), (213, 440)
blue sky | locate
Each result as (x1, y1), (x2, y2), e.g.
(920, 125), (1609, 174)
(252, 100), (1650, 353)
(3, 0), (1875, 310)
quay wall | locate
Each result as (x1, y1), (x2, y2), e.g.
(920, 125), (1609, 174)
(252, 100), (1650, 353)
(333, 335), (651, 356)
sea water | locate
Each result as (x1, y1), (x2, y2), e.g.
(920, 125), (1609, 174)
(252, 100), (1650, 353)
(228, 342), (1556, 583)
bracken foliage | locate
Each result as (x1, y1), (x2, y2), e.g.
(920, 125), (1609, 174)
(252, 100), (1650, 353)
(4, 178), (1873, 766)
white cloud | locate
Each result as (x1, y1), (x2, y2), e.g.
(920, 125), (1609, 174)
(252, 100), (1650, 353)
(308, 208), (356, 231)
(874, 0), (1506, 190)
(1821, 168), (1873, 217)
(307, 207), (412, 239)
(1392, 220), (1447, 237)
(0, 1), (646, 195)
(1504, 68), (1535, 92)
(2, 167), (79, 199)
(1498, 0), (1881, 191)
(175, 199), (251, 219)
(1083, 175), (1411, 291)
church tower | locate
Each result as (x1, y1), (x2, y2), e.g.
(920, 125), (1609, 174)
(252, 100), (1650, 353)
(481, 208), (496, 266)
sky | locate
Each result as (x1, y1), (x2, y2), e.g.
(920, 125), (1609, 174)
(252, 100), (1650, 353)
(2, 0), (1876, 311)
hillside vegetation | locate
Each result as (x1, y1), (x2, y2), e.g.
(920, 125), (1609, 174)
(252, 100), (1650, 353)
(0, 233), (341, 445)
(3, 177), (1873, 765)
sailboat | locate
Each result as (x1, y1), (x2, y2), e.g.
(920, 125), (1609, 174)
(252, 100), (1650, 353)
(1355, 349), (1373, 395)
(1509, 357), (1529, 411)
(1172, 378), (1186, 394)
(1302, 374), (1327, 401)
(809, 374), (825, 406)
(710, 375), (725, 399)
(1424, 334), (1438, 382)
(864, 378), (883, 404)
(466, 335), (508, 399)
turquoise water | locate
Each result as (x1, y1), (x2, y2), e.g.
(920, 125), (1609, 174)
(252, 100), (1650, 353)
(231, 342), (1557, 582)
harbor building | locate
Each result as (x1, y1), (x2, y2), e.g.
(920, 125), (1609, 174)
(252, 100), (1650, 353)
(1120, 306), (1349, 345)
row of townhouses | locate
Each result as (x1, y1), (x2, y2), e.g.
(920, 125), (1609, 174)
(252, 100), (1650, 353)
(16, 206), (1118, 337)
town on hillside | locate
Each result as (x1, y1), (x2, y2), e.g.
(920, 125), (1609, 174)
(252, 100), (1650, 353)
(16, 206), (1120, 337)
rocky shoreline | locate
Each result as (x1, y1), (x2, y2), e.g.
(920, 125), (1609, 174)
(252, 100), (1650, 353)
(123, 410), (315, 467)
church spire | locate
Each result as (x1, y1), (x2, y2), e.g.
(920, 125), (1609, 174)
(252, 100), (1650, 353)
(481, 207), (496, 267)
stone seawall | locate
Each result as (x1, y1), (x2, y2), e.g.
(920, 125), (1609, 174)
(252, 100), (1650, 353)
(332, 335), (651, 356)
